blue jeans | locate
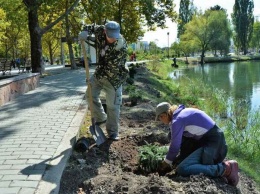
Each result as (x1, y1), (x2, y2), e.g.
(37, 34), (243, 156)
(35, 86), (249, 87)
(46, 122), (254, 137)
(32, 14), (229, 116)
(176, 148), (225, 177)
(87, 76), (122, 136)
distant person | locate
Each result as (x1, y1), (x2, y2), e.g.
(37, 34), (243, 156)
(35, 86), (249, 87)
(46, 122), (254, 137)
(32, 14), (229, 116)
(132, 52), (136, 61)
(130, 52), (136, 61)
(11, 59), (16, 69)
(155, 102), (239, 186)
(171, 57), (178, 68)
(130, 54), (133, 61)
(21, 57), (26, 66)
(16, 58), (21, 72)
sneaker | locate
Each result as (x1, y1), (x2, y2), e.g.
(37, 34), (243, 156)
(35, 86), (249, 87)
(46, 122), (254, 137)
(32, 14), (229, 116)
(95, 120), (106, 126)
(223, 160), (239, 186)
(108, 134), (120, 141)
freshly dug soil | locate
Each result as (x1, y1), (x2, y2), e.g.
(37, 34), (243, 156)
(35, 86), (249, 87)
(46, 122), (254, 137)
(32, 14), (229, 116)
(59, 65), (260, 194)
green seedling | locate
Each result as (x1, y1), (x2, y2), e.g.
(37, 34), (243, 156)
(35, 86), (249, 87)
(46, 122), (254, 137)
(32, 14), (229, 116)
(138, 144), (168, 173)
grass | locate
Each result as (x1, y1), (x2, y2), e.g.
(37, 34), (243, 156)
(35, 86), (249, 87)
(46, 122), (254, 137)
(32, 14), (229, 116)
(144, 59), (228, 112)
(78, 113), (92, 138)
(222, 106), (260, 188)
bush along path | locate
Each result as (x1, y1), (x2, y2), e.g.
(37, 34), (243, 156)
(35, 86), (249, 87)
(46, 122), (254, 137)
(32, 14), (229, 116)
(59, 63), (260, 194)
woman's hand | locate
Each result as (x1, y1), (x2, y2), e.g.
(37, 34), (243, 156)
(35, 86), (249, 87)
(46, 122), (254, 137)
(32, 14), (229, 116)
(157, 161), (173, 175)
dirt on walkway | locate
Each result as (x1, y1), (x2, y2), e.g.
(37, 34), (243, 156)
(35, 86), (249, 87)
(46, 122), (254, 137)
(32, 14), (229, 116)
(59, 66), (260, 194)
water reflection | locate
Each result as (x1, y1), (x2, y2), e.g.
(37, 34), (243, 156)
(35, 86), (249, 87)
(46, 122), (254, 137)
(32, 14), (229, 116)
(170, 61), (260, 111)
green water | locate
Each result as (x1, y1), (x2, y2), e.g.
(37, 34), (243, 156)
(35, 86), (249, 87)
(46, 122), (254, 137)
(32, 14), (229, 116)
(171, 60), (260, 111)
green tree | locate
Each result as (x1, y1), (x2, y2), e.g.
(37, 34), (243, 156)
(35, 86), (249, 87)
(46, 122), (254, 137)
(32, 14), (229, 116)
(177, 0), (195, 38)
(171, 42), (181, 57)
(40, 1), (82, 68)
(0, 8), (10, 57)
(1, 0), (177, 72)
(209, 5), (226, 11)
(22, 0), (80, 73)
(178, 39), (198, 63)
(181, 10), (231, 64)
(42, 27), (61, 65)
(231, 0), (254, 54)
(206, 8), (232, 56)
(250, 21), (260, 52)
(0, 9), (8, 38)
(39, 4), (64, 65)
(80, 0), (178, 43)
(149, 41), (159, 55)
(139, 0), (177, 29)
(0, 1), (28, 59)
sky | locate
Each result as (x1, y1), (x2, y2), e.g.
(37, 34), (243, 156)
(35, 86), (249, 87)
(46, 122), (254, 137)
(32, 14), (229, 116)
(142, 0), (260, 47)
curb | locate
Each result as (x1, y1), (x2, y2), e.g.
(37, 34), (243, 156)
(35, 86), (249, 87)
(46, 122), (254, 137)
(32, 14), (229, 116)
(35, 98), (87, 194)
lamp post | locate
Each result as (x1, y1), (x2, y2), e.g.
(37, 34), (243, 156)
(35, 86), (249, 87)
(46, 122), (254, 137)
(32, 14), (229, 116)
(167, 32), (170, 58)
(256, 15), (260, 22)
(154, 39), (158, 55)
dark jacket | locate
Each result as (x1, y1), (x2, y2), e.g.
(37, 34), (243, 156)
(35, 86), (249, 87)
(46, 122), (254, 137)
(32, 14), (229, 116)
(84, 25), (128, 90)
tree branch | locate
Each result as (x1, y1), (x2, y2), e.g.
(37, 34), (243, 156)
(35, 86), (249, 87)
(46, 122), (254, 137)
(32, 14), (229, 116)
(41, 0), (80, 35)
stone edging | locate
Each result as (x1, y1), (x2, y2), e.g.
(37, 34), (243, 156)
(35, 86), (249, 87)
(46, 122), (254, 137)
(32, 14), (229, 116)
(0, 73), (40, 106)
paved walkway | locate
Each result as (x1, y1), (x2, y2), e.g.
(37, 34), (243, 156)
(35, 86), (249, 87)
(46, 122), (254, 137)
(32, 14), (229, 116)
(0, 67), (91, 194)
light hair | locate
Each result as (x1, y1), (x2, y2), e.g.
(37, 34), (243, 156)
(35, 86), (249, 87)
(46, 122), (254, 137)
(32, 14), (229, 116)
(166, 104), (178, 121)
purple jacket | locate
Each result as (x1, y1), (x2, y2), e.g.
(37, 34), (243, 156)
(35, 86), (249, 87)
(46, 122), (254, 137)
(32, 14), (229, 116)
(166, 105), (216, 162)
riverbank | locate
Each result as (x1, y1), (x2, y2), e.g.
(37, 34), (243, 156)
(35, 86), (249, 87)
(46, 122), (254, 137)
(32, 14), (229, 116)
(177, 54), (260, 64)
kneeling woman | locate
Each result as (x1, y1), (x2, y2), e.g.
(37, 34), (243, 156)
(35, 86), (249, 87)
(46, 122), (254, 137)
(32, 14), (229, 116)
(155, 102), (239, 186)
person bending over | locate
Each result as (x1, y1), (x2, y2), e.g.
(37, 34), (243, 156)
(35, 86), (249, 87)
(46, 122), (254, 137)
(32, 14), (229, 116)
(156, 102), (239, 186)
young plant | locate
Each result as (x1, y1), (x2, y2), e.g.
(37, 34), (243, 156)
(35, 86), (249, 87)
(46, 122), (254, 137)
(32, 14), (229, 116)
(138, 144), (168, 173)
(125, 85), (143, 106)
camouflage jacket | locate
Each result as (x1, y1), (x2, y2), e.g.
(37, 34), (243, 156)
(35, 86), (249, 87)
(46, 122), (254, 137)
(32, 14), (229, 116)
(86, 25), (128, 90)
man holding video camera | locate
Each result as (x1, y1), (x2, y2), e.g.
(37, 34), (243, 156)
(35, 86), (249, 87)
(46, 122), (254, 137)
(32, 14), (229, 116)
(78, 21), (128, 141)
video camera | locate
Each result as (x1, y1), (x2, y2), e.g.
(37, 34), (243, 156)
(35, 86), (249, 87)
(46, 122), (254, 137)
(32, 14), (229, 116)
(83, 24), (95, 34)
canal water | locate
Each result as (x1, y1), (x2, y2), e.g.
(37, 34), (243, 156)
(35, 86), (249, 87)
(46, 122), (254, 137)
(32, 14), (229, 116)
(170, 60), (260, 111)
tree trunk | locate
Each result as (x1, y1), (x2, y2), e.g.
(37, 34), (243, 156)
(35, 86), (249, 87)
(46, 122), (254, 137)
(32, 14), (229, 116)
(243, 46), (247, 55)
(65, 14), (76, 69)
(48, 42), (54, 65)
(28, 6), (43, 74)
(185, 56), (189, 64)
(200, 51), (205, 65)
